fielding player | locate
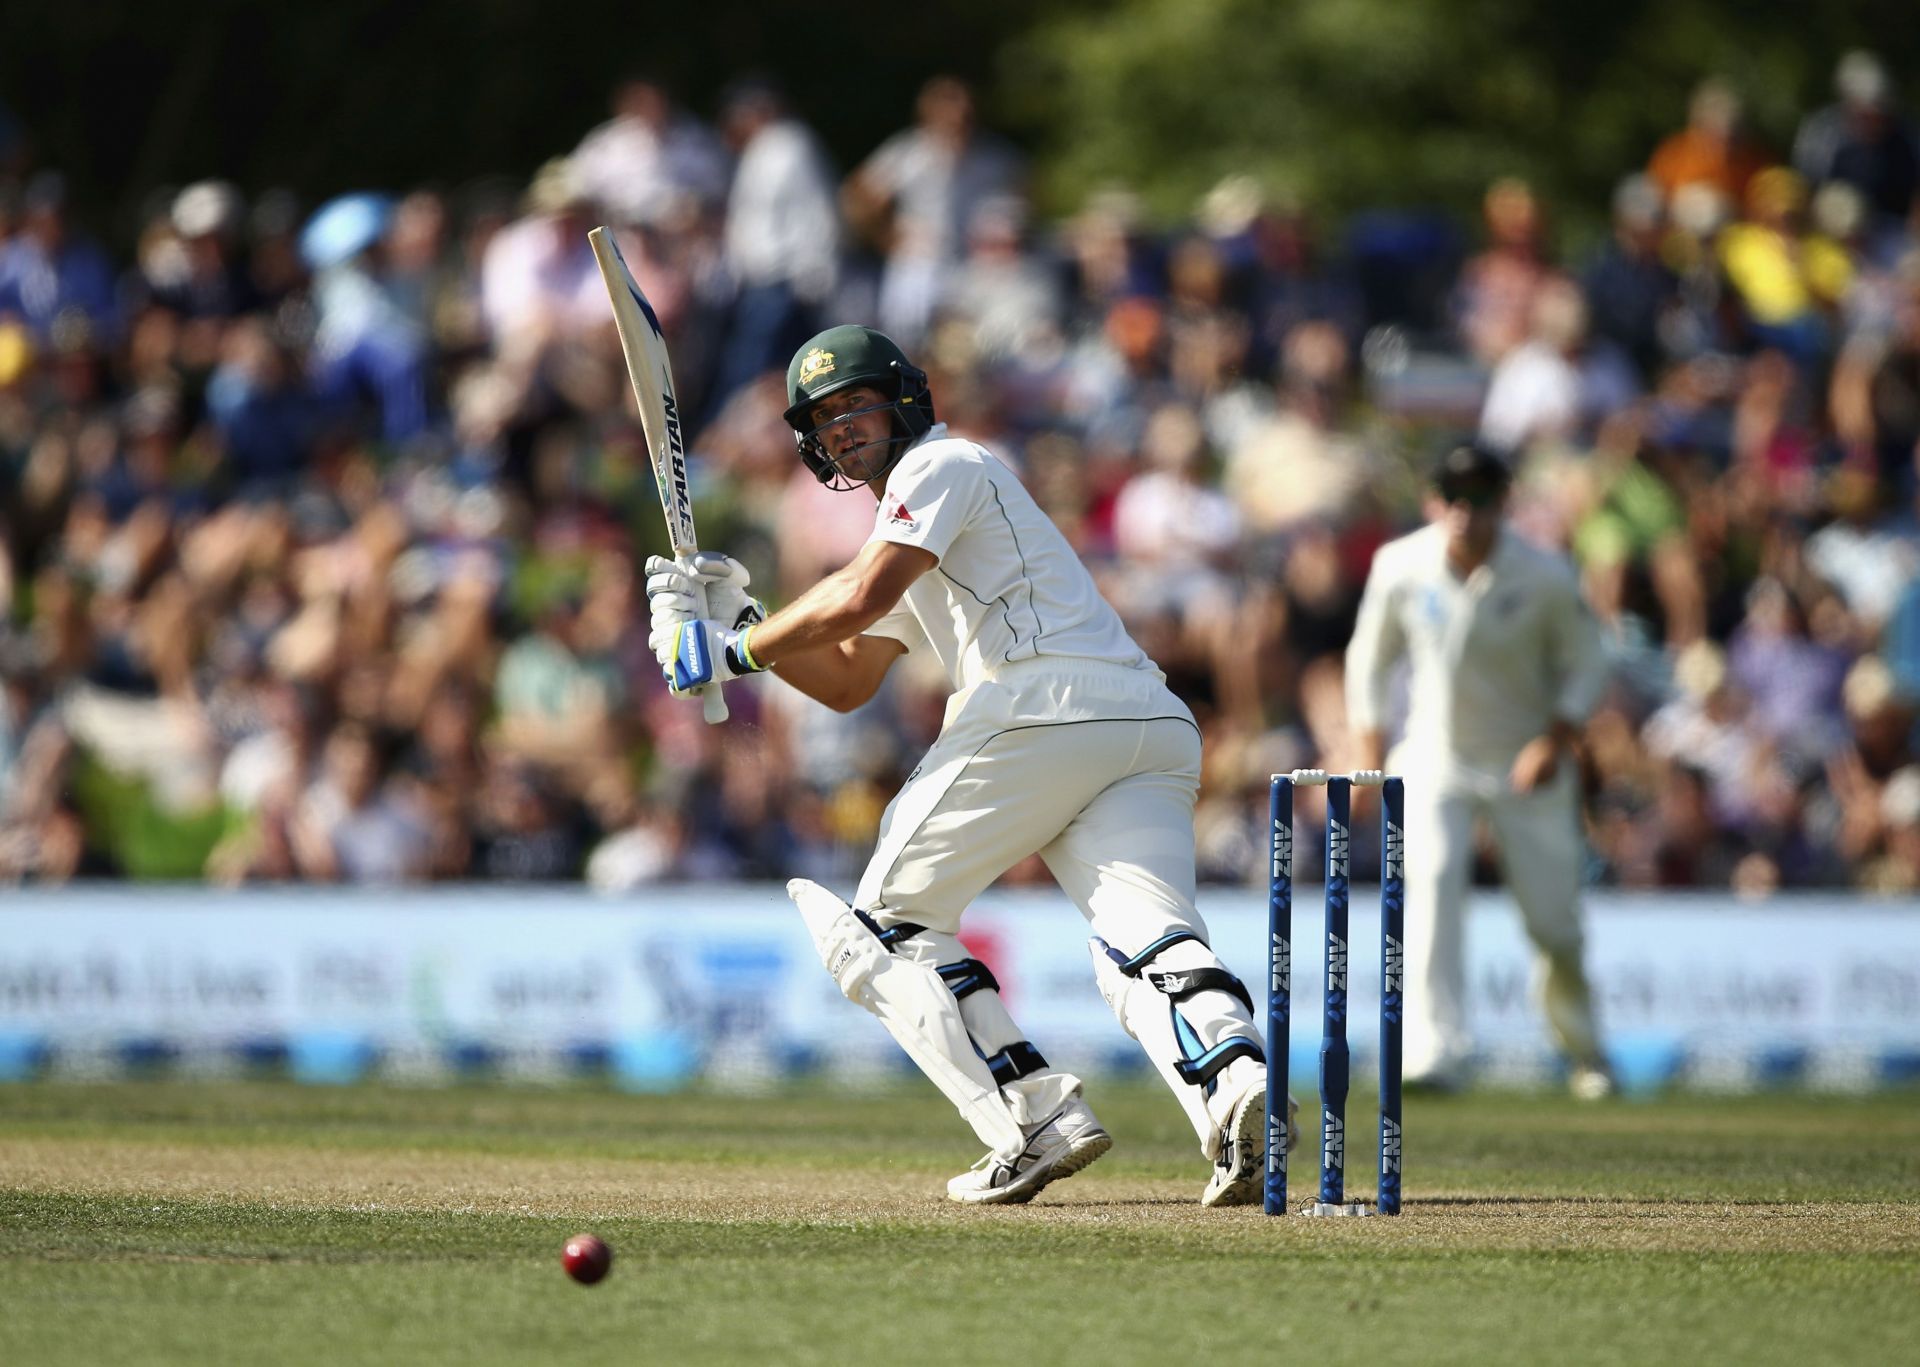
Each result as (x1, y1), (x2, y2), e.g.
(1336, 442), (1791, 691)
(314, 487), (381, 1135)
(646, 325), (1289, 1204)
(1346, 443), (1615, 1098)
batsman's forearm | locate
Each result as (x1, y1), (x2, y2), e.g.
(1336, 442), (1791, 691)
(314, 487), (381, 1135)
(748, 566), (893, 665)
(765, 642), (866, 710)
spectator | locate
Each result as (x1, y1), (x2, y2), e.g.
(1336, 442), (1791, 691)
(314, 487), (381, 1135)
(246, 188), (309, 307)
(470, 756), (585, 881)
(302, 193), (433, 442)
(1582, 174), (1682, 380)
(383, 189), (462, 343)
(586, 794), (687, 890)
(1861, 765), (1920, 892)
(1060, 186), (1154, 333)
(1718, 167), (1852, 365)
(1794, 51), (1920, 236)
(1726, 577), (1855, 759)
(712, 78), (841, 404)
(1821, 658), (1920, 888)
(842, 76), (1025, 346)
(289, 722), (431, 883)
(1886, 568), (1920, 701)
(0, 172), (117, 343)
(1222, 321), (1370, 536)
(3, 62), (1915, 900)
(1201, 181), (1365, 370)
(1569, 415), (1709, 647)
(1830, 249), (1920, 496)
(1455, 177), (1556, 366)
(1479, 276), (1592, 454)
(153, 180), (258, 324)
(1648, 79), (1768, 207)
(205, 317), (318, 496)
(570, 77), (730, 230)
(938, 195), (1065, 365)
(480, 159), (626, 356)
(1109, 402), (1240, 639)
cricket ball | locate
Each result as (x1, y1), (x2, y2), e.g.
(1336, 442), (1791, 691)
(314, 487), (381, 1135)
(561, 1233), (612, 1285)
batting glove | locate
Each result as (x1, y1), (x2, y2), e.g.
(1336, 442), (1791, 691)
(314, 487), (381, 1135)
(644, 553), (765, 631)
(661, 618), (768, 697)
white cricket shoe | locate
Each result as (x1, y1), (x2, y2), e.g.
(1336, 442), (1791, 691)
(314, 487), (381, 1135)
(1569, 1063), (1618, 1101)
(945, 1099), (1112, 1205)
(1202, 1073), (1297, 1208)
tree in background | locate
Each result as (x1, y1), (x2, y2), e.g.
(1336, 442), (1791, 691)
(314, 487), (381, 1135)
(1004, 0), (1918, 243)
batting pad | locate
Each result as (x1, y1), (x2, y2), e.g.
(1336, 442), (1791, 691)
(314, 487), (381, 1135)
(1089, 935), (1264, 1159)
(788, 879), (1028, 1157)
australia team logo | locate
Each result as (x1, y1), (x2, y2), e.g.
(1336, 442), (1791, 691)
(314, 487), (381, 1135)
(798, 348), (836, 386)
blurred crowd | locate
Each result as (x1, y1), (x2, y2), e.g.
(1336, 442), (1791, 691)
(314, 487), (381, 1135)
(3, 59), (1919, 895)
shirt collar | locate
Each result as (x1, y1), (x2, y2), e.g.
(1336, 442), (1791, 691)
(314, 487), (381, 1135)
(1433, 523), (1511, 583)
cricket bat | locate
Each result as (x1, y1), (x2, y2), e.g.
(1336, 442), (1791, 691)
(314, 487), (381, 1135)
(588, 225), (728, 724)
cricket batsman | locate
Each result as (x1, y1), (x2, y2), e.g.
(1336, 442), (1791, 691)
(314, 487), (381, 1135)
(646, 325), (1288, 1203)
(1346, 442), (1615, 1098)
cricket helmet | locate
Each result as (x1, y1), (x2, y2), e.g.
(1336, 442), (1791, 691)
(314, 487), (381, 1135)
(783, 325), (936, 489)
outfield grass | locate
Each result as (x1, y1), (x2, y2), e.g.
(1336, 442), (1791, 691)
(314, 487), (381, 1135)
(2, 1079), (1916, 1365)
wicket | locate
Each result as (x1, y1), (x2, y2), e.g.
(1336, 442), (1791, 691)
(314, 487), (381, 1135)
(1265, 768), (1405, 1217)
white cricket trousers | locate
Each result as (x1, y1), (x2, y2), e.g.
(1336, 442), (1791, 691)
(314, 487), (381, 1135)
(857, 658), (1205, 942)
(1391, 748), (1604, 1081)
(855, 658), (1257, 1130)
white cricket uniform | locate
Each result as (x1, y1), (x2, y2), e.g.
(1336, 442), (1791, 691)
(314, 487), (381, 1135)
(1346, 522), (1610, 1081)
(851, 425), (1260, 1143)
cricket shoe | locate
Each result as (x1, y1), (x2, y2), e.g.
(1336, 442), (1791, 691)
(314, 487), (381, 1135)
(946, 1099), (1112, 1205)
(1202, 1073), (1297, 1208)
(1569, 1063), (1618, 1101)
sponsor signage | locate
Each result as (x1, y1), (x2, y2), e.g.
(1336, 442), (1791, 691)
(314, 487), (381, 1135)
(1, 888), (1916, 1083)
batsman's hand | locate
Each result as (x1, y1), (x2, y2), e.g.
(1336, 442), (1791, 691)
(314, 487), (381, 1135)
(645, 553), (765, 632)
(1509, 734), (1562, 793)
(660, 618), (768, 697)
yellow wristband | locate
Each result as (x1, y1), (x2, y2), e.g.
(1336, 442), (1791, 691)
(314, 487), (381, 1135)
(737, 623), (765, 673)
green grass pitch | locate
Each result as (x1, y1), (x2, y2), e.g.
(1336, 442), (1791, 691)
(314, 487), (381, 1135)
(2, 1078), (1916, 1365)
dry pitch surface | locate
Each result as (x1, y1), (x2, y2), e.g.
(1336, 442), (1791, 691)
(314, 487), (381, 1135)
(2, 1080), (1916, 1365)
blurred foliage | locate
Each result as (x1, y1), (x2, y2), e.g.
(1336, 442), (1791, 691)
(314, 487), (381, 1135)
(2, 0), (1917, 254)
(1005, 0), (1920, 246)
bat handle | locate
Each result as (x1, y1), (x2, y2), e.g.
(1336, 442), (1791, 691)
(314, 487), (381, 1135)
(682, 557), (731, 725)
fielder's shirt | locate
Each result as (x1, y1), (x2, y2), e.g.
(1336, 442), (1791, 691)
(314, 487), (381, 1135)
(863, 426), (1152, 690)
(1346, 522), (1608, 779)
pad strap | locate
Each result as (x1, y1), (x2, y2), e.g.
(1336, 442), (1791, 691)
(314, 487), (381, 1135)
(937, 958), (1002, 1000)
(1116, 931), (1204, 977)
(983, 1041), (1049, 1086)
(858, 910), (1035, 1088)
(854, 909), (926, 949)
(1145, 966), (1255, 1014)
(1172, 1037), (1264, 1087)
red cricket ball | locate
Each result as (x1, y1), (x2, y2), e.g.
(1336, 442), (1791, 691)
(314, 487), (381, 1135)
(561, 1233), (612, 1285)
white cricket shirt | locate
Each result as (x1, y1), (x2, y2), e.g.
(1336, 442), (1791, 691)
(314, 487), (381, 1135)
(1346, 522), (1608, 778)
(863, 427), (1153, 691)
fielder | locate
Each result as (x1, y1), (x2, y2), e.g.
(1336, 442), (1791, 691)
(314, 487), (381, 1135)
(1346, 443), (1615, 1098)
(646, 325), (1288, 1204)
